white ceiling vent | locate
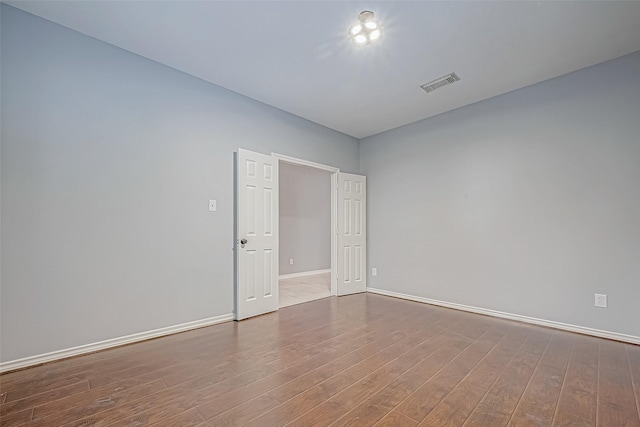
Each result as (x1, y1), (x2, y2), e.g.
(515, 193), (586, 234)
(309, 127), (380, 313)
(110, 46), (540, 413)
(420, 72), (460, 94)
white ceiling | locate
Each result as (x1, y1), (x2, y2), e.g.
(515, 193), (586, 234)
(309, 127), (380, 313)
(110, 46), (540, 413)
(7, 1), (640, 139)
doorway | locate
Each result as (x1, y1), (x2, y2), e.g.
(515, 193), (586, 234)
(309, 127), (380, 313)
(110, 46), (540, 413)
(234, 149), (365, 320)
(278, 161), (332, 307)
(272, 153), (339, 306)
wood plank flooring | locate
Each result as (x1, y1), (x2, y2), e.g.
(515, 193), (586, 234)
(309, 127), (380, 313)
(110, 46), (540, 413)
(1, 293), (639, 426)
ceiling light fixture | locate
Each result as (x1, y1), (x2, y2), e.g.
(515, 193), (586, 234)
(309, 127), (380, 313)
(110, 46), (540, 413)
(349, 11), (382, 46)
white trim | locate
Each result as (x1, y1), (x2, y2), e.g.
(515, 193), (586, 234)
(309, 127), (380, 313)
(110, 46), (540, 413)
(330, 172), (337, 296)
(271, 153), (340, 173)
(279, 269), (331, 280)
(366, 287), (640, 345)
(272, 152), (339, 297)
(0, 313), (233, 373)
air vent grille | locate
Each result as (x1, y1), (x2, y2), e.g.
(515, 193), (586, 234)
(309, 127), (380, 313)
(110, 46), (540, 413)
(420, 72), (460, 93)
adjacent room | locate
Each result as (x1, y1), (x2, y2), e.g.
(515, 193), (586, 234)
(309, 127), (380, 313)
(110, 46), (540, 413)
(2, 1), (640, 426)
(279, 161), (332, 308)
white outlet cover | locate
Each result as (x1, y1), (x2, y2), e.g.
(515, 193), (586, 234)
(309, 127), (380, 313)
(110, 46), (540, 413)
(372, 268), (377, 276)
(595, 293), (607, 308)
(209, 200), (217, 211)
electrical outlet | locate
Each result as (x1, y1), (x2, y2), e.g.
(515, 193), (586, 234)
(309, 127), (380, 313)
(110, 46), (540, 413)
(208, 200), (217, 212)
(372, 268), (377, 276)
(595, 293), (607, 308)
(289, 258), (294, 265)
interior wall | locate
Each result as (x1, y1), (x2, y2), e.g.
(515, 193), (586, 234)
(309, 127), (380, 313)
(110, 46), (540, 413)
(0, 5), (359, 363)
(279, 163), (331, 276)
(360, 51), (640, 338)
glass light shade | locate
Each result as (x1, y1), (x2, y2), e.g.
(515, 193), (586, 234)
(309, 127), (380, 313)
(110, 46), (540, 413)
(364, 21), (378, 30)
(354, 34), (367, 44)
(350, 24), (362, 35)
(369, 29), (381, 41)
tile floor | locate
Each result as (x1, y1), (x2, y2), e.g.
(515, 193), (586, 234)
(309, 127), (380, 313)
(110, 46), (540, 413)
(279, 271), (331, 308)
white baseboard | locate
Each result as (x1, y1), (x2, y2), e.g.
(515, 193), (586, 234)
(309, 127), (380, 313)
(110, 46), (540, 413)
(366, 287), (640, 345)
(279, 269), (331, 280)
(0, 313), (234, 374)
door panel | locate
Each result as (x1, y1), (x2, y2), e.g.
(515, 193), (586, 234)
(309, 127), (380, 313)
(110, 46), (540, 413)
(337, 173), (366, 295)
(236, 149), (279, 320)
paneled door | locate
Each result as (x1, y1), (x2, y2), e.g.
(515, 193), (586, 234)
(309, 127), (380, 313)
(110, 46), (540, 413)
(337, 173), (366, 295)
(235, 149), (279, 320)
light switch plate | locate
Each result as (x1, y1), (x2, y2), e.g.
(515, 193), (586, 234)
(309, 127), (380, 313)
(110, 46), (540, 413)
(209, 200), (217, 212)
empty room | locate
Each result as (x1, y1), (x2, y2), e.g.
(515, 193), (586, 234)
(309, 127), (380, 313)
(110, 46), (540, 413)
(1, 1), (640, 426)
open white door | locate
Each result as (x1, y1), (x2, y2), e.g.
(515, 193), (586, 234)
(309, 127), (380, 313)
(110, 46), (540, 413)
(235, 149), (279, 320)
(337, 173), (366, 295)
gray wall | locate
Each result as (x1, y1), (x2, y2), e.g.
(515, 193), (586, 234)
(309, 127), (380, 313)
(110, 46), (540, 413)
(279, 163), (331, 275)
(360, 51), (640, 338)
(0, 5), (359, 362)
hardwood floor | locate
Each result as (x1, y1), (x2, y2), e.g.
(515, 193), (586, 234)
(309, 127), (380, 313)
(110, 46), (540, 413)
(1, 293), (639, 427)
(279, 272), (331, 308)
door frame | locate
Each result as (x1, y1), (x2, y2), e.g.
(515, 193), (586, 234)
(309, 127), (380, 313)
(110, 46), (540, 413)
(271, 153), (339, 296)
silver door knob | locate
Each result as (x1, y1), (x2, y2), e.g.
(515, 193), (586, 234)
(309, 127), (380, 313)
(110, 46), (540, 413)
(240, 238), (247, 248)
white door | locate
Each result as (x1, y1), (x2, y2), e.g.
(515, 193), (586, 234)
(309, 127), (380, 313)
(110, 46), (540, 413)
(337, 173), (366, 295)
(235, 149), (279, 320)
